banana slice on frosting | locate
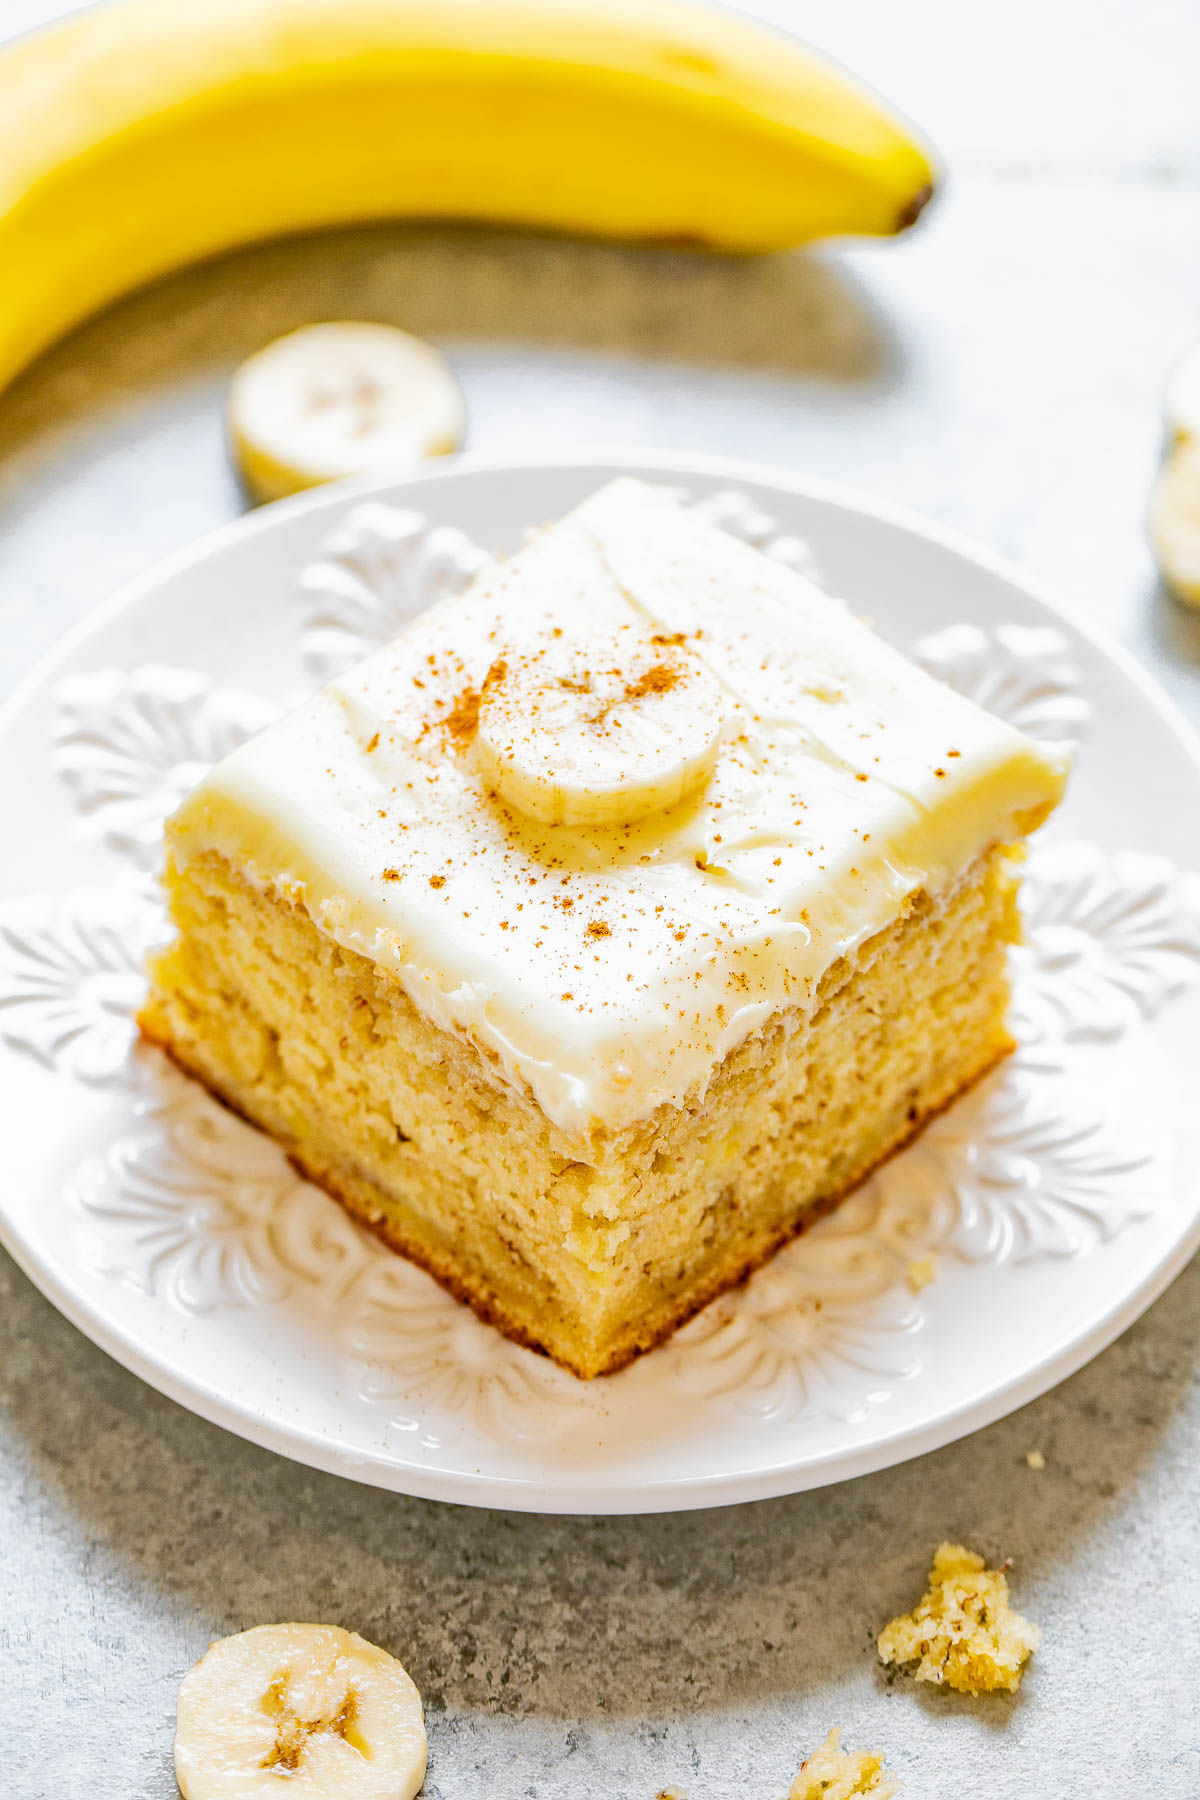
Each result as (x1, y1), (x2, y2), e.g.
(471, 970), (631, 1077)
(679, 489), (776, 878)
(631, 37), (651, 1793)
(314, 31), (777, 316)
(174, 1622), (427, 1800)
(475, 629), (725, 828)
(228, 322), (465, 505)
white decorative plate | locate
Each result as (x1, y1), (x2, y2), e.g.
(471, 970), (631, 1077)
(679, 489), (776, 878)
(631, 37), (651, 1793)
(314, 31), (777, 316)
(3, 451), (1199, 1514)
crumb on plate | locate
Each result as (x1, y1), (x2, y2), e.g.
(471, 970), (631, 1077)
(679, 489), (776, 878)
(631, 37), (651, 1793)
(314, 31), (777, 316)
(905, 1255), (936, 1293)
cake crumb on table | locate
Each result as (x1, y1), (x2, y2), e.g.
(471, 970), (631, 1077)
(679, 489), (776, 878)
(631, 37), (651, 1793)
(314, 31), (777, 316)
(1025, 1449), (1046, 1470)
(877, 1541), (1040, 1696)
(785, 1728), (898, 1798)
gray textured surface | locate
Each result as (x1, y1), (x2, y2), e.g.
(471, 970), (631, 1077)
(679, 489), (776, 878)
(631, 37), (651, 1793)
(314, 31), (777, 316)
(3, 3), (1200, 1796)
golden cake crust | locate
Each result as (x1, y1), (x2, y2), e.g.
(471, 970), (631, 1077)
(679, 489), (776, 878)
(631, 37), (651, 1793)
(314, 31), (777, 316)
(140, 1013), (1010, 1380)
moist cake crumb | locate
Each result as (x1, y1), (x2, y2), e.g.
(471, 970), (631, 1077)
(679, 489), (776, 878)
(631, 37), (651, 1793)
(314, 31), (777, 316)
(877, 1542), (1040, 1696)
(785, 1728), (898, 1799)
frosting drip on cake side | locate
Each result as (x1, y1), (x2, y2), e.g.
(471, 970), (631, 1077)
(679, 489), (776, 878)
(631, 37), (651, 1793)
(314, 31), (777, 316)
(167, 479), (1069, 1137)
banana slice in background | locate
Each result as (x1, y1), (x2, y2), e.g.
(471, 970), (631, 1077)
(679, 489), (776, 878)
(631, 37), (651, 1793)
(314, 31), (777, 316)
(174, 1622), (427, 1800)
(1165, 343), (1200, 444)
(228, 322), (465, 504)
(1150, 439), (1200, 606)
(475, 629), (725, 828)
(1150, 344), (1200, 606)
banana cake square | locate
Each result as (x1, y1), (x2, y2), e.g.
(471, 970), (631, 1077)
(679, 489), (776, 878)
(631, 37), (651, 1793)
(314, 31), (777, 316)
(142, 479), (1067, 1378)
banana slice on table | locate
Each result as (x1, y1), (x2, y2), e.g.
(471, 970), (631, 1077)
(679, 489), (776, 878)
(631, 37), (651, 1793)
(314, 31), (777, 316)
(174, 1622), (427, 1800)
(228, 322), (465, 505)
(1165, 343), (1200, 445)
(1149, 440), (1200, 606)
(475, 630), (725, 828)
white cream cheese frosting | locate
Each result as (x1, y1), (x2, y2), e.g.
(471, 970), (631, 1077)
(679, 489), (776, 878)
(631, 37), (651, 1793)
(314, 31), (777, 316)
(167, 479), (1069, 1138)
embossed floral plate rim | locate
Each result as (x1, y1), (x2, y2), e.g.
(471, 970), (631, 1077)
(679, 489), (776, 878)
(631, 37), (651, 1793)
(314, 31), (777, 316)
(2, 448), (1199, 1515)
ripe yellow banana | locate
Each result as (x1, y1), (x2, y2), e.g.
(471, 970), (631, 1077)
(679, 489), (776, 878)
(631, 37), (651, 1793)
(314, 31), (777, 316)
(0, 0), (934, 396)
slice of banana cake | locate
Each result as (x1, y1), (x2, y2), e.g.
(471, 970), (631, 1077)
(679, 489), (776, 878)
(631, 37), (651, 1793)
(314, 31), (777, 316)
(142, 478), (1068, 1378)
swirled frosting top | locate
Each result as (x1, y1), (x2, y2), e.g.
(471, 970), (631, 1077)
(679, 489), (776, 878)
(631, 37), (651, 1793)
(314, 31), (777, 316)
(168, 479), (1068, 1137)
